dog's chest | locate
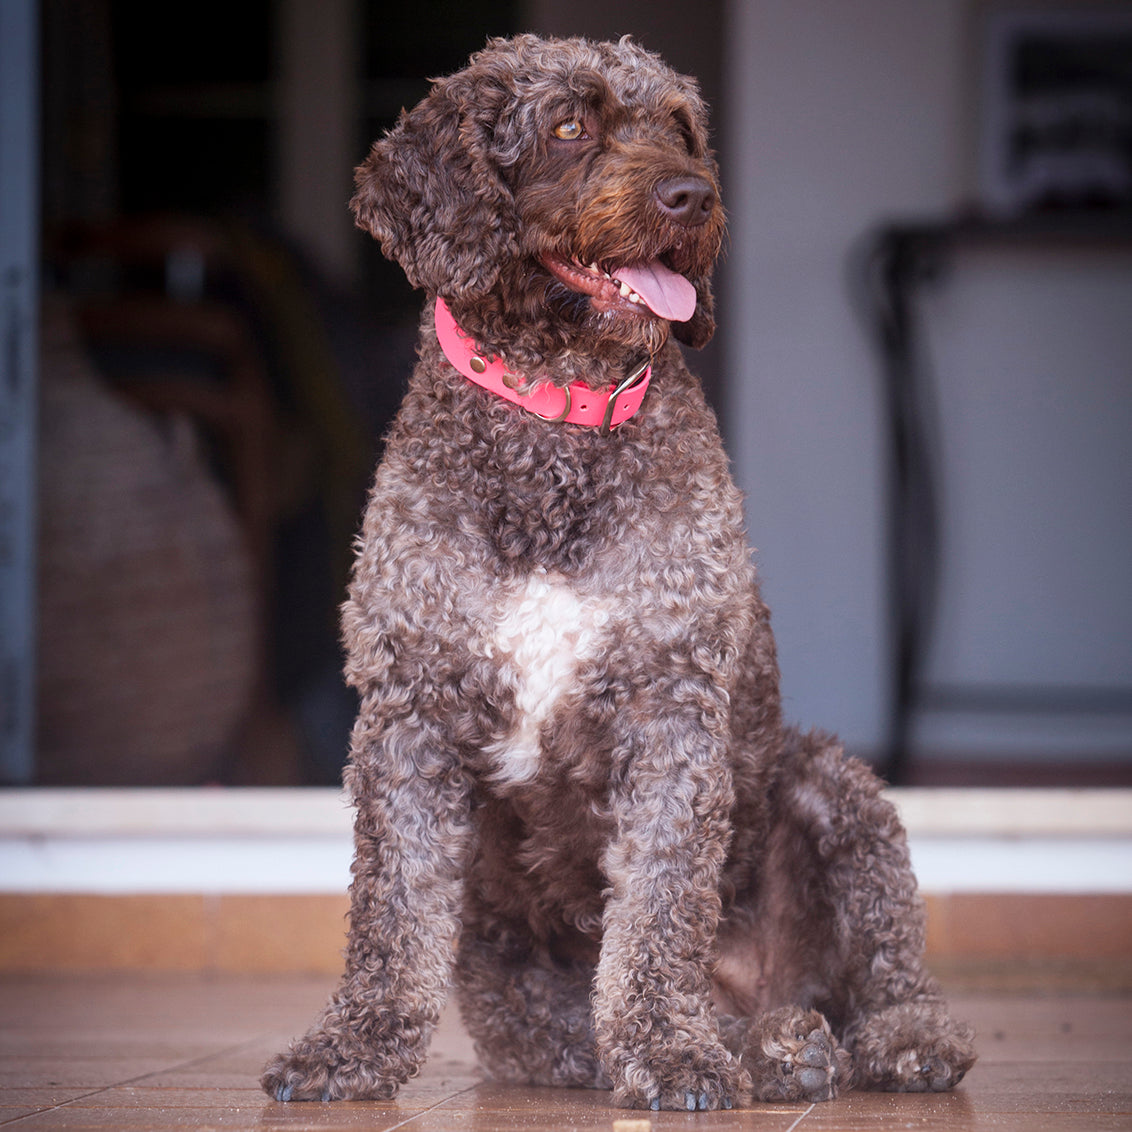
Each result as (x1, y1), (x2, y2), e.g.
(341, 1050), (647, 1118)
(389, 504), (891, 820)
(482, 571), (612, 787)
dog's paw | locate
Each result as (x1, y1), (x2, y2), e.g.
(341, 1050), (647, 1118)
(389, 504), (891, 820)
(609, 1041), (751, 1111)
(261, 1043), (408, 1102)
(745, 1007), (852, 1103)
(850, 1001), (976, 1093)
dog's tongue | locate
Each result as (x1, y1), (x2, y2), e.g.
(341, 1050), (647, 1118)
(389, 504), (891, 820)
(615, 262), (697, 323)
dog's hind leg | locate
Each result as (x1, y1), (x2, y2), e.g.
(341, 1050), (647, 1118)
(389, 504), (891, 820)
(261, 703), (474, 1102)
(719, 1008), (853, 1102)
(454, 917), (608, 1090)
(774, 729), (977, 1095)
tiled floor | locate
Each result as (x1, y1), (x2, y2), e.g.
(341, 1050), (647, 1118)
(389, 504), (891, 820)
(1, 973), (1129, 1130)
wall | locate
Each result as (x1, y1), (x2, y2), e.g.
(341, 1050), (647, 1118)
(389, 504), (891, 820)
(723, 0), (1131, 764)
(920, 246), (1132, 758)
(724, 1), (966, 756)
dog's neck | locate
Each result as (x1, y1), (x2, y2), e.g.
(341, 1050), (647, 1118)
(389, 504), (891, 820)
(435, 297), (651, 435)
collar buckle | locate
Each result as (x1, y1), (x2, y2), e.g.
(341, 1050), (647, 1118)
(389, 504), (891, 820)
(599, 355), (652, 436)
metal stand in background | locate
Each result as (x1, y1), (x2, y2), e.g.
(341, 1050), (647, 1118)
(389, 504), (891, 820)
(857, 223), (946, 785)
(0, 0), (40, 785)
(858, 214), (1132, 785)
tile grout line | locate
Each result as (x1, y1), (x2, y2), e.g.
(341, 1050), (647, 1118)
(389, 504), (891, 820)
(0, 1088), (109, 1128)
(123, 1032), (276, 1090)
(783, 1102), (816, 1132)
(378, 1083), (481, 1131)
(0, 1031), (279, 1127)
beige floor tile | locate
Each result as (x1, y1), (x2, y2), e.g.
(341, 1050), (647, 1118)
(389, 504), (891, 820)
(1, 975), (1128, 1130)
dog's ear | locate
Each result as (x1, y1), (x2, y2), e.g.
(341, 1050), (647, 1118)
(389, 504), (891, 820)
(672, 276), (715, 348)
(351, 70), (519, 298)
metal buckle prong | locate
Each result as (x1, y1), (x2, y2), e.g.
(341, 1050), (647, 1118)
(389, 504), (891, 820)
(599, 356), (651, 436)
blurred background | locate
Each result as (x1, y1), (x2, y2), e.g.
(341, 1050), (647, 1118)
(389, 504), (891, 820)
(1, 0), (1130, 788)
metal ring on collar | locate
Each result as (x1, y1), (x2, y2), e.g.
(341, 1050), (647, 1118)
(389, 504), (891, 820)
(531, 383), (572, 423)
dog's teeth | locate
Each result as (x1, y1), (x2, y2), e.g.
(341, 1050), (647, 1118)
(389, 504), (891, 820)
(619, 281), (632, 297)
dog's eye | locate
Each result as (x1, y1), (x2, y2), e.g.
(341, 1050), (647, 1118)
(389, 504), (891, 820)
(552, 119), (587, 141)
(674, 111), (699, 155)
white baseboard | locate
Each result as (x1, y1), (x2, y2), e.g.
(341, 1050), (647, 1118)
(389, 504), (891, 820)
(1, 787), (1129, 895)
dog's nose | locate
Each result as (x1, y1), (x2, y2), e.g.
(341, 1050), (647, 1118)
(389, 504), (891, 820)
(654, 176), (716, 227)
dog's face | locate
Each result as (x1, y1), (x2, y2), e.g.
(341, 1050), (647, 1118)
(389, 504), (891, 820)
(352, 35), (725, 357)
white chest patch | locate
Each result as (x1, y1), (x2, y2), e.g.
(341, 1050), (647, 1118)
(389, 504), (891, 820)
(485, 571), (611, 786)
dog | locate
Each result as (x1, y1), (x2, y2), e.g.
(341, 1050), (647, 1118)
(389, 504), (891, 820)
(261, 34), (976, 1111)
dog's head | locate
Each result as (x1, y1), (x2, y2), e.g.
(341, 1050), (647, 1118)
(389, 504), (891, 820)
(352, 35), (725, 357)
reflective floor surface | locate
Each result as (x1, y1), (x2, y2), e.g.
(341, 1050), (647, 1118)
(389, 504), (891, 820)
(1, 973), (1129, 1130)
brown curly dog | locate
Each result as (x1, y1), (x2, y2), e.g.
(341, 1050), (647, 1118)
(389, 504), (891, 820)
(261, 34), (975, 1112)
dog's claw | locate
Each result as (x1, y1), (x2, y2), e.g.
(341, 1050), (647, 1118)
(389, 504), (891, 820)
(675, 1088), (719, 1111)
(650, 1097), (661, 1111)
(723, 1097), (733, 1109)
(276, 1085), (292, 1103)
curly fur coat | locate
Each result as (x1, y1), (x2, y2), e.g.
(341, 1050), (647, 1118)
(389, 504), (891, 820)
(262, 34), (976, 1112)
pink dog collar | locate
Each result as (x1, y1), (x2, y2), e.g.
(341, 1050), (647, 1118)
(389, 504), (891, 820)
(434, 297), (650, 434)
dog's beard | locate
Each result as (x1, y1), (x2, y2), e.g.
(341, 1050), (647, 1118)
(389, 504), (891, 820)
(542, 276), (672, 356)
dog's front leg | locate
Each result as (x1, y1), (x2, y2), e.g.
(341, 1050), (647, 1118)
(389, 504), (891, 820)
(592, 705), (752, 1111)
(262, 703), (473, 1102)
